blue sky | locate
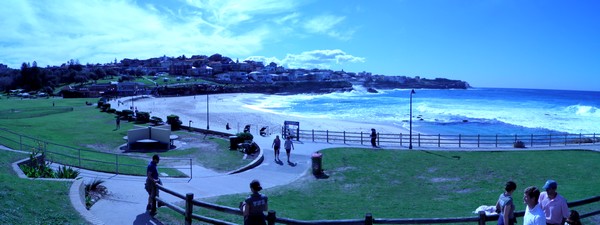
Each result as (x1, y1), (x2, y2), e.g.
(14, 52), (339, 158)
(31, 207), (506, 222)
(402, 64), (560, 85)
(1, 0), (599, 91)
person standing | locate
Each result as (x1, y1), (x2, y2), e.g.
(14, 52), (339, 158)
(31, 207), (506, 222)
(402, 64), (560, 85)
(115, 116), (121, 130)
(272, 135), (281, 162)
(370, 128), (377, 148)
(496, 181), (517, 225)
(242, 180), (268, 225)
(539, 180), (569, 225)
(145, 154), (162, 215)
(284, 136), (294, 163)
(523, 186), (546, 225)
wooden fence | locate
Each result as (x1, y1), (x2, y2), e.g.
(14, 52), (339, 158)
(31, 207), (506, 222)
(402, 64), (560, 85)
(149, 181), (600, 225)
(297, 129), (600, 148)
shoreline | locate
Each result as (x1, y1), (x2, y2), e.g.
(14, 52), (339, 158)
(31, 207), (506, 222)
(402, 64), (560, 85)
(110, 94), (412, 135)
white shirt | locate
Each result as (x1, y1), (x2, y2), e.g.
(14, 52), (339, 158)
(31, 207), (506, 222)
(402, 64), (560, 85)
(524, 204), (546, 225)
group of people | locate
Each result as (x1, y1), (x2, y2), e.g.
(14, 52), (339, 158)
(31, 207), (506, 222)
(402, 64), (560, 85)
(495, 180), (581, 225)
(271, 135), (294, 164)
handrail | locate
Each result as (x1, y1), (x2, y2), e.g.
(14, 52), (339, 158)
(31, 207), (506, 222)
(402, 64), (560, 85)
(297, 129), (599, 148)
(0, 128), (192, 179)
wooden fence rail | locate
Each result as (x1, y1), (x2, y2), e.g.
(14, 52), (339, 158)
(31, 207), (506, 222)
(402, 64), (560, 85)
(151, 180), (600, 225)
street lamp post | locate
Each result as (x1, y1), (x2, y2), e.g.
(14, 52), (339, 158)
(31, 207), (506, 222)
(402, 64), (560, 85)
(409, 89), (416, 149)
(206, 93), (210, 130)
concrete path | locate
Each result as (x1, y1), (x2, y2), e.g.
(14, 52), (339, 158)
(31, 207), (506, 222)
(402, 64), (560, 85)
(80, 134), (348, 225)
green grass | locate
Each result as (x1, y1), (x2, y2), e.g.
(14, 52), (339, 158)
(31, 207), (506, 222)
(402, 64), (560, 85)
(0, 150), (89, 225)
(158, 148), (600, 225)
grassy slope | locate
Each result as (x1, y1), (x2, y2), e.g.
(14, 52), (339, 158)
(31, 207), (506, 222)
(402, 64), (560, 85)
(187, 148), (600, 224)
(0, 150), (88, 224)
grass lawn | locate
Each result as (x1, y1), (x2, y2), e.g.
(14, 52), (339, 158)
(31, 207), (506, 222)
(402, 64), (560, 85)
(0, 150), (89, 224)
(157, 148), (600, 225)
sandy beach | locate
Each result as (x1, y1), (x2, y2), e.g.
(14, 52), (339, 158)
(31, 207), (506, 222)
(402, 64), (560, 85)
(109, 94), (410, 135)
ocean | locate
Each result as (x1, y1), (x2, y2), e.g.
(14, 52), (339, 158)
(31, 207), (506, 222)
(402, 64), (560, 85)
(246, 87), (600, 135)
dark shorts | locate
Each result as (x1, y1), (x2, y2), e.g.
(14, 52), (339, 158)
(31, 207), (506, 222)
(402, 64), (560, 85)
(285, 148), (291, 154)
(274, 146), (280, 152)
(244, 214), (266, 225)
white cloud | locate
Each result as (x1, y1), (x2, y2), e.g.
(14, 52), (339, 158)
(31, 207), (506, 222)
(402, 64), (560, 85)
(0, 0), (357, 68)
(303, 14), (353, 40)
(247, 49), (365, 70)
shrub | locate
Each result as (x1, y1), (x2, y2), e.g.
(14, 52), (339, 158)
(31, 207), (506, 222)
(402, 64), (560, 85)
(56, 165), (80, 179)
(107, 108), (116, 113)
(513, 140), (526, 148)
(150, 116), (164, 126)
(97, 101), (104, 108)
(237, 132), (254, 142)
(121, 109), (134, 121)
(136, 111), (150, 123)
(167, 115), (182, 130)
(20, 143), (55, 178)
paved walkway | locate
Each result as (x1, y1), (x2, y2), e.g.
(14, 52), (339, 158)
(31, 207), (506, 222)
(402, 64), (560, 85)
(79, 134), (349, 225)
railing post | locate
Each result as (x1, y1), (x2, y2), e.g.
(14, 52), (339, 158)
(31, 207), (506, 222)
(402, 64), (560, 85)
(189, 158), (193, 182)
(312, 129), (314, 142)
(478, 211), (486, 225)
(495, 134), (498, 148)
(185, 193), (194, 225)
(549, 134), (552, 146)
(459, 134), (462, 148)
(438, 134), (441, 147)
(418, 133), (421, 147)
(565, 133), (568, 146)
(579, 133), (582, 145)
(343, 131), (346, 144)
(361, 132), (363, 145)
(365, 213), (373, 225)
(326, 130), (329, 143)
(531, 134), (534, 147)
(400, 133), (402, 146)
(267, 210), (276, 225)
(477, 134), (480, 148)
(377, 132), (380, 147)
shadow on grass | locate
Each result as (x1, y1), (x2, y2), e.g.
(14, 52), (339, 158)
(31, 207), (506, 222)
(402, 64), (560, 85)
(418, 150), (461, 160)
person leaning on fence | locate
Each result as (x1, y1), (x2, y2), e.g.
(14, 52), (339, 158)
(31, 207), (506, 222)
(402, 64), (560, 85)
(241, 180), (268, 225)
(495, 181), (517, 225)
(523, 186), (546, 225)
(370, 128), (377, 148)
(145, 154), (163, 214)
(539, 180), (569, 225)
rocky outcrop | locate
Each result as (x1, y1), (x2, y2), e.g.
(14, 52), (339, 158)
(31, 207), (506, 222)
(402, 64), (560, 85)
(364, 78), (470, 89)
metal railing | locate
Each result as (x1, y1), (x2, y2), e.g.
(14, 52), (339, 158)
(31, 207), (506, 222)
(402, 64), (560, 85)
(0, 128), (192, 179)
(297, 129), (600, 148)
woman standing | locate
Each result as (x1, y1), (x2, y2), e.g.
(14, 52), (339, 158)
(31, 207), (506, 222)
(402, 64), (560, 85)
(243, 180), (268, 225)
(496, 181), (517, 225)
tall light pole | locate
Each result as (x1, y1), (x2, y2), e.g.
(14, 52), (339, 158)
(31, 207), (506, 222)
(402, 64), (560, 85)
(206, 93), (210, 130)
(409, 89), (416, 149)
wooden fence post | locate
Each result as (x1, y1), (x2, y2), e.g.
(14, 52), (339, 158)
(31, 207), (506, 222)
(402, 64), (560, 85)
(459, 134), (462, 148)
(365, 213), (373, 225)
(344, 131), (346, 144)
(400, 133), (402, 146)
(312, 129), (314, 142)
(531, 134), (534, 147)
(185, 193), (194, 225)
(438, 134), (441, 147)
(495, 134), (498, 148)
(549, 134), (552, 146)
(418, 133), (421, 147)
(377, 132), (380, 147)
(267, 210), (276, 225)
(477, 134), (480, 148)
(478, 211), (486, 225)
(326, 130), (329, 143)
(361, 131), (363, 145)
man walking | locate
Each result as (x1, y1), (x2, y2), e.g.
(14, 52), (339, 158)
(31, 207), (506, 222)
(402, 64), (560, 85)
(115, 116), (121, 130)
(539, 180), (569, 225)
(370, 128), (377, 148)
(272, 135), (281, 162)
(284, 136), (294, 164)
(523, 186), (546, 225)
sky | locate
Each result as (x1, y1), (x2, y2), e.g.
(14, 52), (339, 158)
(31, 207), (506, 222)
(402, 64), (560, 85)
(1, 0), (599, 91)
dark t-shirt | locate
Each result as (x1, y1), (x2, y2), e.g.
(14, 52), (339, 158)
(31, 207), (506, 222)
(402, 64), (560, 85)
(147, 161), (158, 180)
(244, 193), (268, 216)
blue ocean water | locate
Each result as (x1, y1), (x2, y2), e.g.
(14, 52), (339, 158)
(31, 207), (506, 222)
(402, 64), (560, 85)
(248, 87), (600, 135)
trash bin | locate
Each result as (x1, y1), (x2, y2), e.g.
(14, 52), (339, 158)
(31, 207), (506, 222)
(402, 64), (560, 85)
(311, 152), (323, 175)
(229, 136), (239, 150)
